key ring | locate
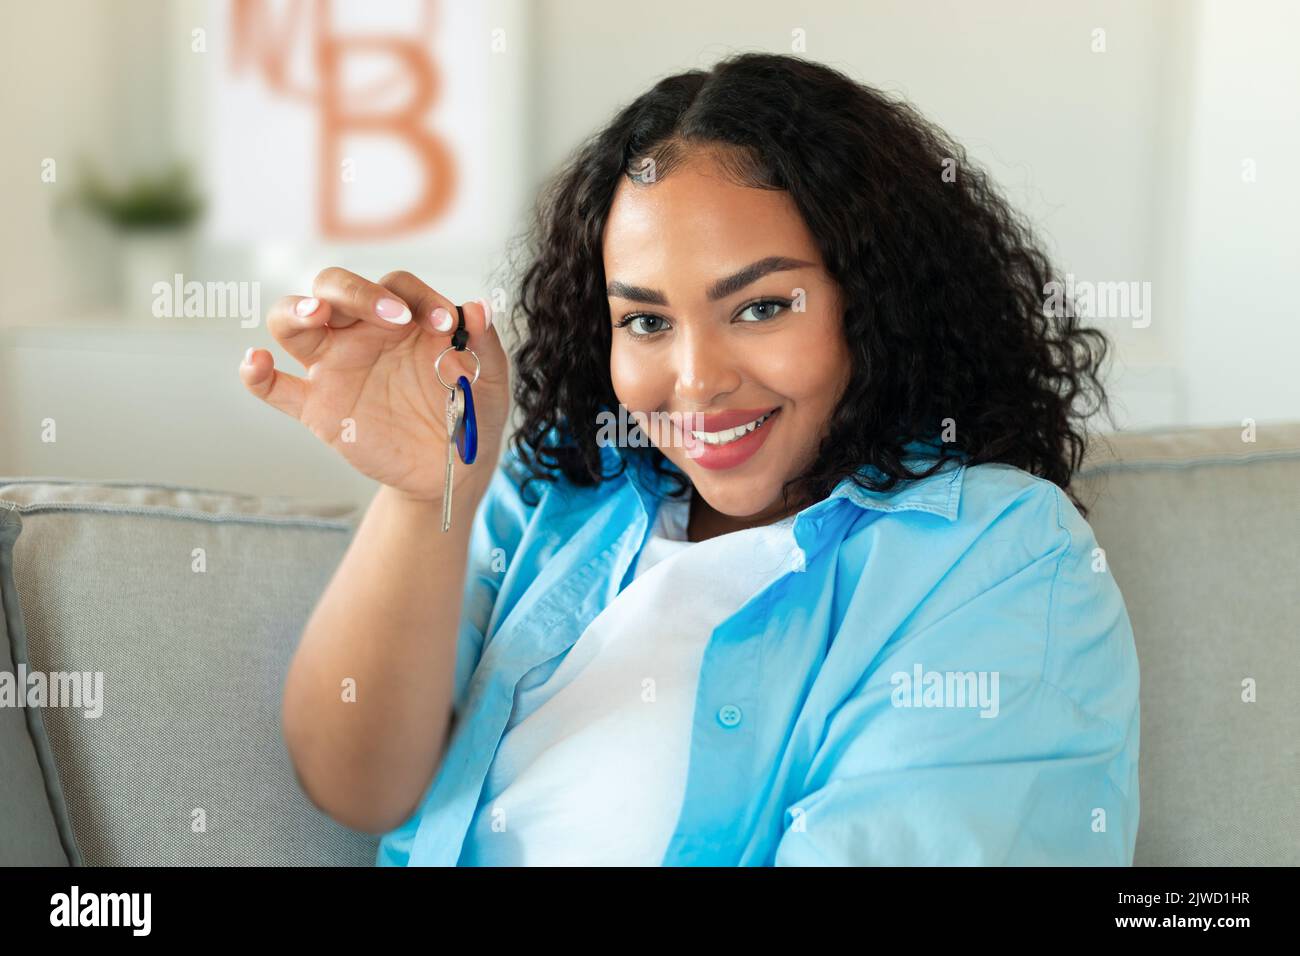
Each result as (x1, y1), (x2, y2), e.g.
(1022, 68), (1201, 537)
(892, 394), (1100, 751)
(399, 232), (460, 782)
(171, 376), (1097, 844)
(434, 306), (480, 390)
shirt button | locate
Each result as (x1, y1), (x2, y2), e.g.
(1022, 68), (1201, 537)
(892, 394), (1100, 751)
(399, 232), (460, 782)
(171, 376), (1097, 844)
(716, 704), (743, 728)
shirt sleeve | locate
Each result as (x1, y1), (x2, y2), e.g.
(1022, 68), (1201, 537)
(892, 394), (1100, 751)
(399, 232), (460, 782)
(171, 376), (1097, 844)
(449, 446), (538, 723)
(773, 482), (1140, 866)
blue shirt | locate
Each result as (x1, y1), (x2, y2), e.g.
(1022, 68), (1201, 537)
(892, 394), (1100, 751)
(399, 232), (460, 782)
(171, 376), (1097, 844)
(376, 437), (1140, 865)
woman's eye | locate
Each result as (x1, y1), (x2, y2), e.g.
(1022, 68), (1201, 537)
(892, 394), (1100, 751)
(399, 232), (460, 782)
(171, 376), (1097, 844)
(737, 299), (790, 322)
(619, 314), (668, 336)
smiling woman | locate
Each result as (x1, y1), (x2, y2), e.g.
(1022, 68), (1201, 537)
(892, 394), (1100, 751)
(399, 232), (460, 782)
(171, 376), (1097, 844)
(359, 52), (1139, 868)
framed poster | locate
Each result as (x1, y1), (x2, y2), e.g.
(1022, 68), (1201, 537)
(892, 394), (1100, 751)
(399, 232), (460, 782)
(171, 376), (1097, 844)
(178, 0), (529, 268)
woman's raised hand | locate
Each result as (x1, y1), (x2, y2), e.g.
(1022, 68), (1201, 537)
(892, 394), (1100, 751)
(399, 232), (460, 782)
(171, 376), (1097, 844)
(239, 267), (509, 504)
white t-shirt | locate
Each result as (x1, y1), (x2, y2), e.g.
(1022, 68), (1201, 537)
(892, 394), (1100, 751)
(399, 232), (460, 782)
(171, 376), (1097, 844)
(458, 491), (801, 865)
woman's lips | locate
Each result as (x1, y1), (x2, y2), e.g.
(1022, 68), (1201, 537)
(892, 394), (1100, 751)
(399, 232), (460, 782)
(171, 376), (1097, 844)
(680, 407), (781, 471)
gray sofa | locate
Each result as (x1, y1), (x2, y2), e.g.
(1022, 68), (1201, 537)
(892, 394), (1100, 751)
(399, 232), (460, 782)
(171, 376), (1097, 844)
(2, 422), (1297, 866)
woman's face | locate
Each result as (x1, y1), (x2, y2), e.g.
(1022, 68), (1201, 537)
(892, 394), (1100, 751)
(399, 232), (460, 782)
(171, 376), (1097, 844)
(602, 152), (853, 533)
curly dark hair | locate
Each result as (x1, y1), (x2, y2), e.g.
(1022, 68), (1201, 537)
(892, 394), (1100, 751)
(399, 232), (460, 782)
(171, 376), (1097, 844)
(498, 52), (1115, 518)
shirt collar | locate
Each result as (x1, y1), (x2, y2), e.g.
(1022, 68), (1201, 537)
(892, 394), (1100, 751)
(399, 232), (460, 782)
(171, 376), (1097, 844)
(829, 442), (965, 521)
(610, 436), (965, 523)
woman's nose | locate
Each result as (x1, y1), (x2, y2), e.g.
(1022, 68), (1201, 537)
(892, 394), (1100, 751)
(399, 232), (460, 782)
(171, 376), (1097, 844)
(672, 324), (741, 405)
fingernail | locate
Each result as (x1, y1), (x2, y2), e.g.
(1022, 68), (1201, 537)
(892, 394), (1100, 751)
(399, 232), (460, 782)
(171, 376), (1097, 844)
(295, 297), (320, 317)
(431, 307), (453, 332)
(243, 347), (255, 365)
(376, 297), (411, 324)
(478, 297), (493, 330)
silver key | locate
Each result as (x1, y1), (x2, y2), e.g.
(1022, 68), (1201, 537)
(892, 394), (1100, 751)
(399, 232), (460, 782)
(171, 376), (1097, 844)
(441, 386), (464, 532)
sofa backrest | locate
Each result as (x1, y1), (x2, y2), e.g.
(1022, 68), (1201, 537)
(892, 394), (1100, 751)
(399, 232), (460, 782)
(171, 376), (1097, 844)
(0, 478), (378, 866)
(1069, 422), (1300, 866)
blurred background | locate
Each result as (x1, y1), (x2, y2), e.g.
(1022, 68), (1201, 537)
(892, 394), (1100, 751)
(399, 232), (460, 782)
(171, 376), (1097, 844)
(1, 0), (1295, 509)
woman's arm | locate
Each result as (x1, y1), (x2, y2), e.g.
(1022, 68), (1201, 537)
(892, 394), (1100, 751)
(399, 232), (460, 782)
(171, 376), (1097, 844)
(237, 266), (511, 836)
(281, 476), (492, 835)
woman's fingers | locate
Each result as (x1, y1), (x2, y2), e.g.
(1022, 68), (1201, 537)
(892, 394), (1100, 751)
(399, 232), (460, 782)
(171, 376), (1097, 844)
(239, 346), (309, 421)
(376, 270), (459, 336)
(266, 294), (334, 366)
(376, 272), (507, 387)
(311, 266), (415, 331)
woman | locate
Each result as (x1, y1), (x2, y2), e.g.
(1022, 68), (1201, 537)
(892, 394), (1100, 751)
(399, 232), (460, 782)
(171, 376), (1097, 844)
(241, 53), (1139, 866)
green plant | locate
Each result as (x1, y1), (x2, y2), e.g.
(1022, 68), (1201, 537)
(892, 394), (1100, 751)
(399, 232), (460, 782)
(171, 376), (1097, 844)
(59, 156), (205, 231)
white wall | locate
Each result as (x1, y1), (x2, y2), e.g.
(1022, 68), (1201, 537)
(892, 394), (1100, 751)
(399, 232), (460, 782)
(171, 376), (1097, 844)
(1176, 0), (1299, 426)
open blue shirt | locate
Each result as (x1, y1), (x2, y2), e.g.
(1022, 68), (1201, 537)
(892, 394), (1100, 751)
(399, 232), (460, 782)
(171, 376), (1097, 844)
(377, 438), (1140, 866)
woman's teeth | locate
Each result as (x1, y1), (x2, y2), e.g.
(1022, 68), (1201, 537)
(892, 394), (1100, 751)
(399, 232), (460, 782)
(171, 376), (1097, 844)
(690, 409), (778, 446)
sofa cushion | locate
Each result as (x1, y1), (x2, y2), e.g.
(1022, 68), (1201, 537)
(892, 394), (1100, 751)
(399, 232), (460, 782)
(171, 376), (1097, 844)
(0, 477), (380, 865)
(1070, 423), (1300, 865)
(0, 503), (78, 864)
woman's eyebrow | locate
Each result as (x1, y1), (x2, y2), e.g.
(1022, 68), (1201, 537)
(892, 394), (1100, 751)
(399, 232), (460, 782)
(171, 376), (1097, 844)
(606, 256), (815, 306)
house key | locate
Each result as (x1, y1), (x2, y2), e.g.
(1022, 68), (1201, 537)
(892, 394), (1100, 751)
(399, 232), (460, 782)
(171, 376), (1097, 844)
(441, 386), (464, 531)
(434, 305), (480, 532)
